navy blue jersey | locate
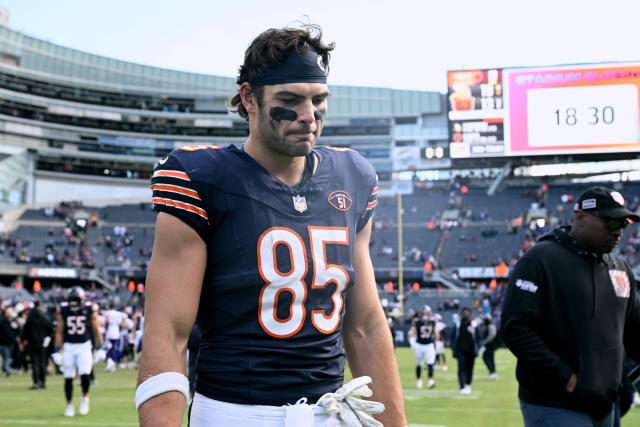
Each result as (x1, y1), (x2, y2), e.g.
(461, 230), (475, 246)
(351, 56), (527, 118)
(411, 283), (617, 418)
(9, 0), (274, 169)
(151, 144), (378, 405)
(415, 319), (436, 345)
(59, 302), (94, 344)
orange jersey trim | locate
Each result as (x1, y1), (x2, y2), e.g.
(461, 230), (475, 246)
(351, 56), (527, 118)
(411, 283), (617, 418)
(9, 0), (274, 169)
(152, 197), (208, 221)
(322, 146), (357, 153)
(151, 184), (201, 200)
(178, 145), (221, 151)
(152, 170), (190, 181)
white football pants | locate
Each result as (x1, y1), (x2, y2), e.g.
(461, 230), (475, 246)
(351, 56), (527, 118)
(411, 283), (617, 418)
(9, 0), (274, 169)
(62, 340), (93, 377)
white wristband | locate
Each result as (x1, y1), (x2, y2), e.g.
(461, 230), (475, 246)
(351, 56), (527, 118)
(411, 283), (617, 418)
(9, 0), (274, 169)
(135, 372), (190, 410)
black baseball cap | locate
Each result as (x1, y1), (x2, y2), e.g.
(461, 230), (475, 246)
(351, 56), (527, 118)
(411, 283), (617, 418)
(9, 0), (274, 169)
(574, 186), (640, 221)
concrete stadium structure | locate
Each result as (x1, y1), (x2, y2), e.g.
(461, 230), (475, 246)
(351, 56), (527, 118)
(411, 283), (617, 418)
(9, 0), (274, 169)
(0, 24), (449, 212)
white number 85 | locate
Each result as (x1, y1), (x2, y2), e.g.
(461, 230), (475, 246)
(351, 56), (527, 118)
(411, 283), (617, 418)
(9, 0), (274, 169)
(257, 226), (349, 338)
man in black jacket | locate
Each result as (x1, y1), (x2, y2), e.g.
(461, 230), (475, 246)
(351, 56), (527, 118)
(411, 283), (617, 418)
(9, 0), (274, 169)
(21, 301), (53, 390)
(501, 186), (640, 427)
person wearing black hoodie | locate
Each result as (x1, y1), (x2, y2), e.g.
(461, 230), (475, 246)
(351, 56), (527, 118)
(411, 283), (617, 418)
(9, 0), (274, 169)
(21, 301), (54, 390)
(501, 186), (640, 427)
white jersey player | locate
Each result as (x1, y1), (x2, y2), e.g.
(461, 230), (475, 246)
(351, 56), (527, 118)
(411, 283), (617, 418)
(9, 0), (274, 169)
(103, 304), (127, 372)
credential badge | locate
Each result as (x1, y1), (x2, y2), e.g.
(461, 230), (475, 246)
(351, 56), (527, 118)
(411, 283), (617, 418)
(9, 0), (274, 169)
(293, 195), (307, 213)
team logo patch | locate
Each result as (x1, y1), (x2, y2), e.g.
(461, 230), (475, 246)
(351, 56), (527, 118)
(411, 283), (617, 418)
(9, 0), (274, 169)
(515, 279), (538, 293)
(610, 191), (625, 206)
(609, 269), (630, 298)
(293, 195), (307, 213)
(328, 190), (352, 212)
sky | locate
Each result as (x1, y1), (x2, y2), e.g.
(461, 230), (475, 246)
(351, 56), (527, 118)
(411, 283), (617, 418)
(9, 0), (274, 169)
(1, 0), (637, 93)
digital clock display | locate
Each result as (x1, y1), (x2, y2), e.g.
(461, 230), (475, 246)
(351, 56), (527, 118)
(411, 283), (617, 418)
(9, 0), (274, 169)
(503, 62), (640, 156)
(526, 84), (639, 148)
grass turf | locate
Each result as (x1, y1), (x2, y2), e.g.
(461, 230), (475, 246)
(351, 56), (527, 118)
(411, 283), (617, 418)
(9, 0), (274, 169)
(1, 348), (639, 426)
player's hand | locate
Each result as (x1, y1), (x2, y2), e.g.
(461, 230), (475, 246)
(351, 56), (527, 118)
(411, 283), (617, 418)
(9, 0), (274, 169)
(408, 337), (417, 350)
(566, 373), (577, 393)
(94, 348), (107, 364)
(51, 352), (62, 366)
(317, 376), (385, 427)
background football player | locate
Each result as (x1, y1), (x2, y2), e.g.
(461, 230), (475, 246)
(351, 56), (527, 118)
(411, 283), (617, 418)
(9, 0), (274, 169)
(409, 305), (439, 389)
(103, 302), (127, 372)
(53, 286), (103, 417)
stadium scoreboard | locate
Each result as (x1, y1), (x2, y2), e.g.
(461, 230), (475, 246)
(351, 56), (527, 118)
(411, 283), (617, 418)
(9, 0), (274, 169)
(447, 61), (640, 158)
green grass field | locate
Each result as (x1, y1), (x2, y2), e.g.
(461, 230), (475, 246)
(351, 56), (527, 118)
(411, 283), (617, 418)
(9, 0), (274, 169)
(1, 348), (639, 426)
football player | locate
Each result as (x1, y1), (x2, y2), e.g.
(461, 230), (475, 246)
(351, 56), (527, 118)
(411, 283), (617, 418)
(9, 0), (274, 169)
(103, 302), (127, 371)
(136, 24), (407, 427)
(53, 286), (103, 417)
(132, 306), (144, 362)
(409, 306), (439, 389)
(434, 313), (448, 371)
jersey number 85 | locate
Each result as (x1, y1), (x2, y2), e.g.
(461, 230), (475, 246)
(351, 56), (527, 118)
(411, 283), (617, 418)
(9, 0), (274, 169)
(258, 226), (349, 338)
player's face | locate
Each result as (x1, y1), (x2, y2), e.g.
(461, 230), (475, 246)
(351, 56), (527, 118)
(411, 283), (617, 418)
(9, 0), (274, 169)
(256, 83), (329, 157)
(580, 211), (626, 254)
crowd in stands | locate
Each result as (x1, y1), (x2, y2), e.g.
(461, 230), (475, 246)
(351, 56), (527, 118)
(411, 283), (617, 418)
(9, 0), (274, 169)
(2, 181), (640, 274)
(0, 201), (154, 271)
(1, 181), (640, 336)
(367, 180), (640, 273)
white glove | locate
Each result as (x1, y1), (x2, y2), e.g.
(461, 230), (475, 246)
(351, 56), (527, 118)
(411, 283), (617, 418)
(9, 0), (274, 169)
(409, 336), (417, 351)
(316, 376), (385, 427)
(479, 346), (486, 354)
(93, 348), (107, 364)
(51, 352), (62, 366)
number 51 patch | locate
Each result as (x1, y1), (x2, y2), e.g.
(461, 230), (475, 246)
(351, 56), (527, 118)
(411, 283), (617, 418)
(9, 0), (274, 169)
(609, 269), (630, 298)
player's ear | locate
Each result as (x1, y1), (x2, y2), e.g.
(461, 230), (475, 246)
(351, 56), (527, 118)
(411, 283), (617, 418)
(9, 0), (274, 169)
(240, 82), (259, 115)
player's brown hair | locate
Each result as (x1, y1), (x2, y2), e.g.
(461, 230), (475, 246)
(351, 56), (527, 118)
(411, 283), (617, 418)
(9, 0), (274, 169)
(228, 23), (335, 120)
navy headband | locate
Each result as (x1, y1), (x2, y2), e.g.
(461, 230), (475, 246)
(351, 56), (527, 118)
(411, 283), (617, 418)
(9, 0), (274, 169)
(248, 46), (328, 86)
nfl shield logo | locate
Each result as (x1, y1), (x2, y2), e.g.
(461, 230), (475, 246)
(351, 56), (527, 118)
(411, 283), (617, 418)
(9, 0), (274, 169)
(293, 195), (307, 213)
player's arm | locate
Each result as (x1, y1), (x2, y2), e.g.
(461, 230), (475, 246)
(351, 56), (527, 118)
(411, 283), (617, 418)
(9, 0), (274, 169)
(54, 311), (64, 349)
(137, 212), (206, 427)
(90, 312), (103, 347)
(342, 218), (407, 427)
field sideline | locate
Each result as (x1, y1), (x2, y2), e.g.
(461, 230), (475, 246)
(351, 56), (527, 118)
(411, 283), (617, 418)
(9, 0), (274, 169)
(1, 348), (639, 426)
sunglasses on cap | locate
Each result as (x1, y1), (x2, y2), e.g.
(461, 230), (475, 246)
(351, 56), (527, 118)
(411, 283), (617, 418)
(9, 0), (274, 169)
(589, 212), (630, 230)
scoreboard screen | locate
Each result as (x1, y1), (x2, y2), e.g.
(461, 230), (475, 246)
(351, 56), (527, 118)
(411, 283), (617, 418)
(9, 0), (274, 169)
(447, 62), (640, 158)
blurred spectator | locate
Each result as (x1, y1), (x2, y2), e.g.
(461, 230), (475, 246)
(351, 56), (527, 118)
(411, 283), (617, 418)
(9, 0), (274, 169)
(0, 306), (19, 376)
(21, 301), (53, 389)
